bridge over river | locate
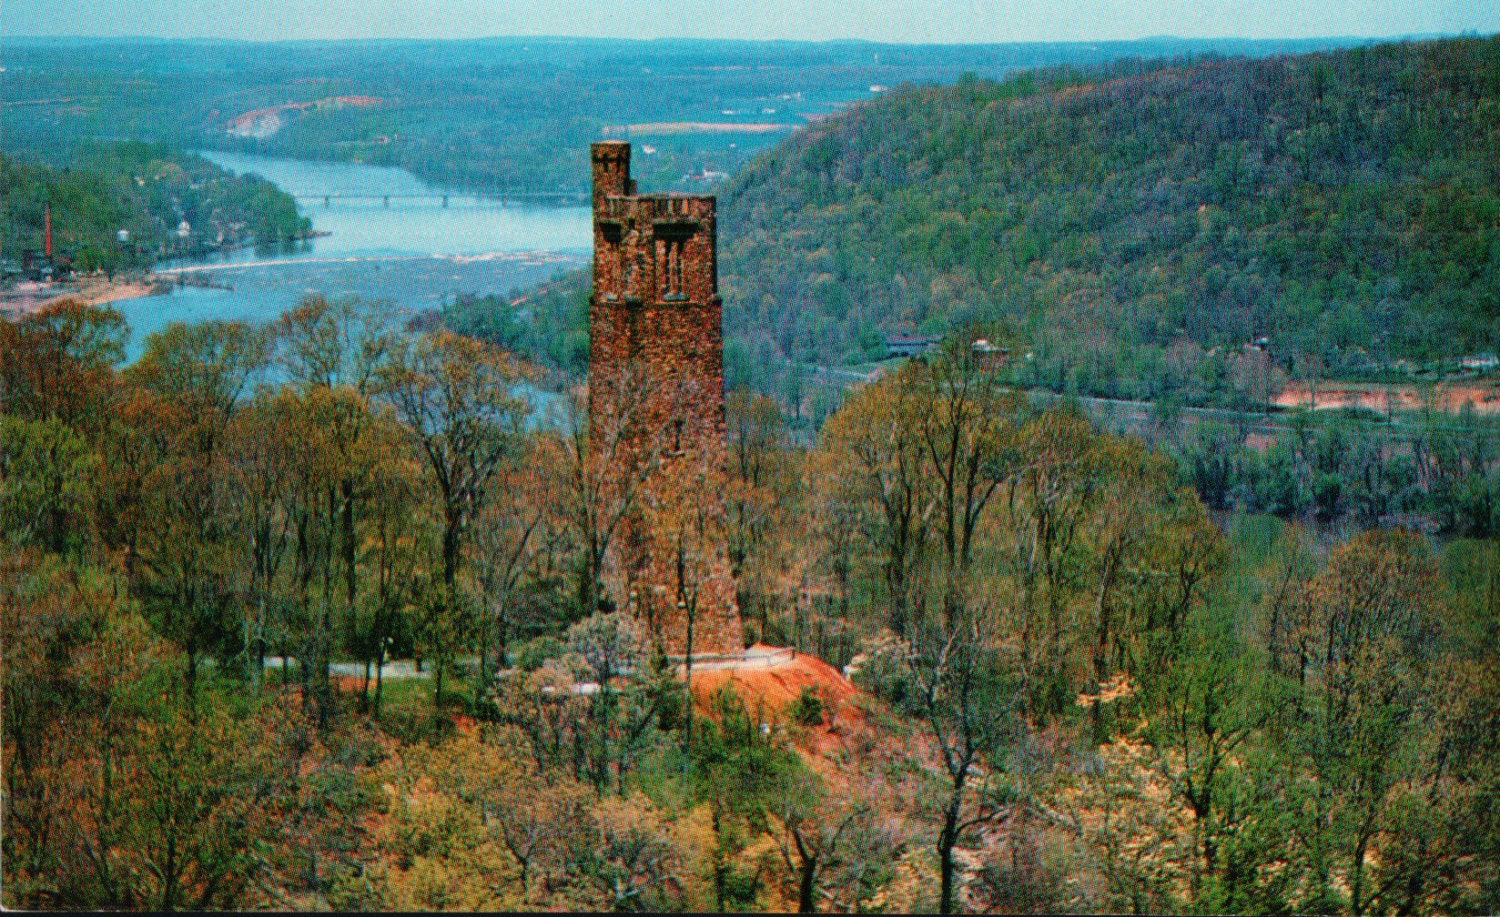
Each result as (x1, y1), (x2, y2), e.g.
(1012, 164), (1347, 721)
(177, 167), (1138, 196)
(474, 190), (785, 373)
(288, 189), (584, 207)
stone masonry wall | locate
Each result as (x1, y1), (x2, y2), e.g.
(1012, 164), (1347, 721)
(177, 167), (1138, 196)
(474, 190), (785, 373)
(588, 140), (743, 656)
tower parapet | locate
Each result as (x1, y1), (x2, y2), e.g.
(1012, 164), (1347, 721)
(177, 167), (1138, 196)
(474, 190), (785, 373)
(588, 141), (742, 656)
(590, 140), (634, 209)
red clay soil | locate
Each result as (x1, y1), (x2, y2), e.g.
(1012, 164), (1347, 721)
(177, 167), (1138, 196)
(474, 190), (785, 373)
(685, 646), (913, 782)
(1275, 381), (1500, 415)
(328, 646), (870, 751)
(685, 644), (864, 732)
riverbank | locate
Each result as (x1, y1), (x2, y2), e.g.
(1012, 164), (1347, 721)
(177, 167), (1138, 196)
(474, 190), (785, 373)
(153, 247), (575, 276)
(0, 276), (164, 319)
(8, 150), (592, 366)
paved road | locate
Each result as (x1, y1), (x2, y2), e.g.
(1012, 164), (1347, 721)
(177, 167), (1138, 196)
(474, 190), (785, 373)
(678, 645), (796, 672)
(261, 647), (801, 690)
(263, 656), (477, 680)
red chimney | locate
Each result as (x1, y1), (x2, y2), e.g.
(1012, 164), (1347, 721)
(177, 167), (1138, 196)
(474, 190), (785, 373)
(44, 204), (53, 258)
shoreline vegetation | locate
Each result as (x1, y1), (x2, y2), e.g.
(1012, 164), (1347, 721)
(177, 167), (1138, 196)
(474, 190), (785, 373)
(0, 141), (311, 279)
(0, 230), (339, 319)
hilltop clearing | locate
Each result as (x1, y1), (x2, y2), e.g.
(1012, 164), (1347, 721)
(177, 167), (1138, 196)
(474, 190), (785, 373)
(226, 95), (383, 139)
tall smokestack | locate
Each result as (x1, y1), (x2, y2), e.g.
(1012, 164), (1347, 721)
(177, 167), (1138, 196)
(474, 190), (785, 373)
(44, 204), (53, 258)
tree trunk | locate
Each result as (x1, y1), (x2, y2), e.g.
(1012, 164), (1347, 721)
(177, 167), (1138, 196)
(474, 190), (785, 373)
(1091, 544), (1120, 744)
(1351, 829), (1372, 916)
(443, 504), (461, 592)
(319, 594), (332, 723)
(496, 597), (510, 669)
(939, 805), (959, 915)
(254, 595), (266, 690)
(342, 481), (357, 644)
(798, 853), (818, 913)
(479, 610), (491, 694)
(374, 653), (385, 717)
(683, 609), (696, 755)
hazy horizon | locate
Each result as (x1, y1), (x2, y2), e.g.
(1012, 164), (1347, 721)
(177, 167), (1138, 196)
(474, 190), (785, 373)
(0, 31), (1477, 47)
(6, 0), (1498, 45)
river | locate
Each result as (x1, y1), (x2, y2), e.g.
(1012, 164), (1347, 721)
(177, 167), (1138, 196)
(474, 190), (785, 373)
(116, 150), (592, 359)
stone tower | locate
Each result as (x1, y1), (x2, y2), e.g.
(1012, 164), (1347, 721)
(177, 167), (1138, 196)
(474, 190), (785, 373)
(588, 140), (743, 656)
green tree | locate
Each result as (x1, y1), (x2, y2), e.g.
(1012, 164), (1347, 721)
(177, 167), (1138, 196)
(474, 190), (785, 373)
(379, 330), (531, 707)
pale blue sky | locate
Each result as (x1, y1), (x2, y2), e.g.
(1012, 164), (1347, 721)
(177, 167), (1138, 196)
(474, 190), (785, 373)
(5, 0), (1497, 43)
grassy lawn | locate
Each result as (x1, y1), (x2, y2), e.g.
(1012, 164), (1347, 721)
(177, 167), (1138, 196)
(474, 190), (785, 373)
(363, 670), (480, 743)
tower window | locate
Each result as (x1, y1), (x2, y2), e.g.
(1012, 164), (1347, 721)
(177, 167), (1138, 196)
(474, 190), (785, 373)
(659, 232), (692, 300)
(660, 238), (685, 298)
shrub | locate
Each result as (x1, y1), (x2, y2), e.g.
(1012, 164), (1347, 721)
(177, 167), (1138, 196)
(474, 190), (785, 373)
(788, 686), (824, 727)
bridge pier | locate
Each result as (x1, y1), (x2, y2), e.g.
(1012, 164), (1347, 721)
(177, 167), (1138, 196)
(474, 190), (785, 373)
(382, 195), (390, 207)
(324, 195), (331, 207)
(442, 194), (449, 208)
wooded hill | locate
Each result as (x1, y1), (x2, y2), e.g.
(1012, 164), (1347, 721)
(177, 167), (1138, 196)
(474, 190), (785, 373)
(718, 36), (1500, 406)
(3, 36), (1355, 200)
(0, 142), (309, 275)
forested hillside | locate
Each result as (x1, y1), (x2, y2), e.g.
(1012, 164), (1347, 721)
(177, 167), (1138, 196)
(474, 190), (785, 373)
(3, 36), (1358, 198)
(1, 142), (309, 273)
(6, 301), (1500, 912)
(719, 37), (1500, 405)
(10, 32), (1500, 916)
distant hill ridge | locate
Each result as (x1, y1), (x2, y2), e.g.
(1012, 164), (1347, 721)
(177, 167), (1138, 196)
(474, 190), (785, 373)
(717, 36), (1500, 405)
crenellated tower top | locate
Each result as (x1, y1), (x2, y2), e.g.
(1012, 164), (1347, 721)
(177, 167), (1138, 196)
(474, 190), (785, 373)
(590, 140), (634, 209)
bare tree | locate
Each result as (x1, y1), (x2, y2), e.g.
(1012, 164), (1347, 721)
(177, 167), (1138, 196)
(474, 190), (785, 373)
(906, 611), (1018, 915)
